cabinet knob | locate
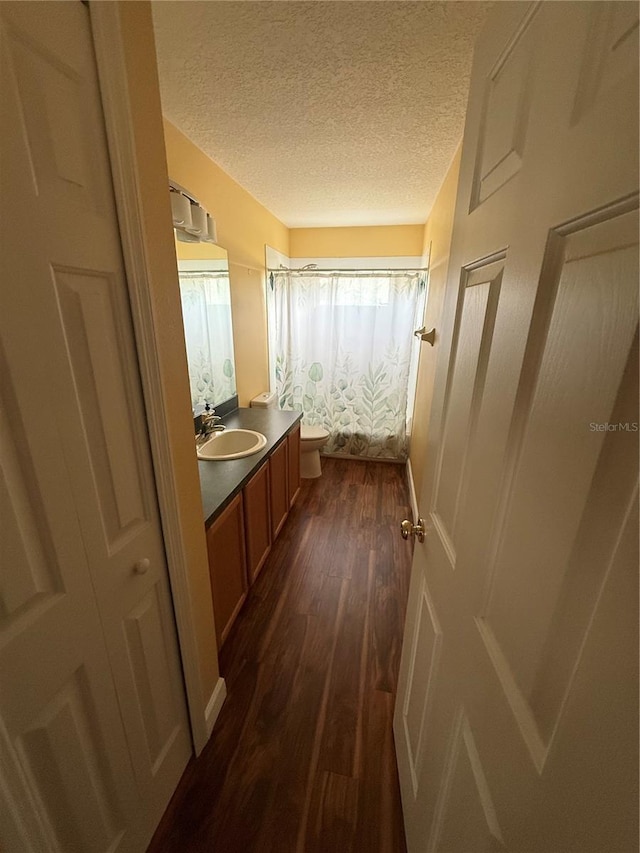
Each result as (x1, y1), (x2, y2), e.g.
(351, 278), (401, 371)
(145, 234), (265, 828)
(134, 558), (150, 575)
(400, 518), (427, 543)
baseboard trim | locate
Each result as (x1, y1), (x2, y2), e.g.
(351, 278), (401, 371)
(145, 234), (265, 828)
(204, 677), (227, 740)
(406, 458), (420, 523)
(320, 452), (404, 465)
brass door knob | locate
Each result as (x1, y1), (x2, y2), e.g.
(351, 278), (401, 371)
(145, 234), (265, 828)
(400, 518), (426, 543)
(413, 327), (436, 346)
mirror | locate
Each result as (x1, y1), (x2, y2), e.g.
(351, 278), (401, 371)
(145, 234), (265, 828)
(176, 241), (237, 410)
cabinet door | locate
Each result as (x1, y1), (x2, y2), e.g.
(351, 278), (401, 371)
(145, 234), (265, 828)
(269, 440), (289, 539)
(206, 494), (247, 647)
(244, 462), (272, 584)
(287, 424), (301, 508)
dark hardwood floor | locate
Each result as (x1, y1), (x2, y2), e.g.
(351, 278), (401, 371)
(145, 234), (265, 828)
(149, 457), (414, 853)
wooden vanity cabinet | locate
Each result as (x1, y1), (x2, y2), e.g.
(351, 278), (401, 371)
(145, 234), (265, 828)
(269, 439), (289, 539)
(206, 494), (247, 648)
(287, 423), (301, 508)
(205, 420), (302, 647)
(243, 461), (272, 583)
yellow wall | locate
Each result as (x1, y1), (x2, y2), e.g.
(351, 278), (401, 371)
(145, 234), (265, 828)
(163, 120), (289, 406)
(289, 224), (424, 258)
(409, 146), (462, 500)
(118, 2), (220, 705)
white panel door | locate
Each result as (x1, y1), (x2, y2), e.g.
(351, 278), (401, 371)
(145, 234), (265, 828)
(395, 3), (638, 851)
(0, 2), (191, 850)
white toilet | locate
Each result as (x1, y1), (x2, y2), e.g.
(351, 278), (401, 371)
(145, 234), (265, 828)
(250, 392), (329, 479)
(299, 424), (329, 479)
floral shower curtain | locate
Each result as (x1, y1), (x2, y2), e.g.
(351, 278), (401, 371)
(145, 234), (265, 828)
(179, 271), (237, 408)
(270, 270), (426, 460)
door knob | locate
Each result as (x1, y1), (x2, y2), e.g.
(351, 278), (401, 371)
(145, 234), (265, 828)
(134, 558), (150, 575)
(400, 518), (427, 543)
(413, 327), (436, 346)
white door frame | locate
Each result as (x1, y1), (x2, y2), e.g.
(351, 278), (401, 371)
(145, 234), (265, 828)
(89, 2), (209, 755)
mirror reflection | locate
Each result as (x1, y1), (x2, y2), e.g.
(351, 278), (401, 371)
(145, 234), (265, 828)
(177, 243), (237, 409)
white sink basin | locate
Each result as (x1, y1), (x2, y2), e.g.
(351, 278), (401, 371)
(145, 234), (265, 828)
(197, 429), (267, 460)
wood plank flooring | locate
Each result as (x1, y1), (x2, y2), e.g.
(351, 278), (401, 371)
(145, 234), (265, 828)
(149, 457), (414, 853)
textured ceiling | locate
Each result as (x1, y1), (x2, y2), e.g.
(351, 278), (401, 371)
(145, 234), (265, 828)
(152, 1), (492, 228)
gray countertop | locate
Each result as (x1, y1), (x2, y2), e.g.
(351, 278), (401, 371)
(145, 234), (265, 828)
(197, 407), (302, 527)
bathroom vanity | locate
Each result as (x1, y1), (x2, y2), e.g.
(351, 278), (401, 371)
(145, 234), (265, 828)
(197, 407), (301, 647)
(176, 237), (302, 648)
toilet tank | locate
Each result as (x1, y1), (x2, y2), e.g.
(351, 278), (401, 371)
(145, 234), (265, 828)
(250, 391), (277, 409)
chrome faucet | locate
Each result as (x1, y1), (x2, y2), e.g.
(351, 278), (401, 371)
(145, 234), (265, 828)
(197, 404), (225, 443)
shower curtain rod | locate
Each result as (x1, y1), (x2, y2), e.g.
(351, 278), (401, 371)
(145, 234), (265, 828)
(270, 267), (428, 275)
